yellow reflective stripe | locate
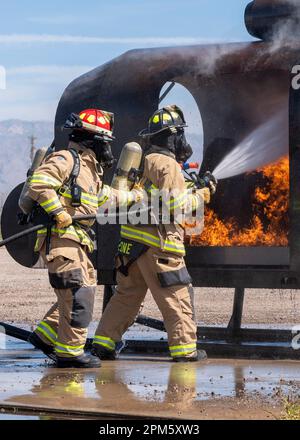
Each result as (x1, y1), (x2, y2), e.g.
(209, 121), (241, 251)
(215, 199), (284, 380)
(94, 335), (115, 343)
(56, 341), (85, 350)
(60, 191), (72, 199)
(164, 241), (185, 250)
(169, 343), (197, 357)
(40, 196), (62, 213)
(37, 225), (86, 238)
(170, 343), (197, 351)
(98, 185), (111, 206)
(98, 197), (109, 207)
(163, 239), (185, 253)
(121, 226), (160, 242)
(39, 321), (57, 338)
(30, 173), (61, 188)
(121, 226), (161, 247)
(185, 181), (195, 189)
(166, 191), (188, 210)
(81, 195), (98, 208)
(163, 244), (185, 255)
(190, 194), (199, 211)
(55, 341), (85, 356)
(55, 349), (84, 356)
(146, 183), (159, 195)
(121, 225), (185, 255)
(36, 225), (93, 250)
(60, 189), (98, 208)
(121, 231), (160, 248)
(35, 327), (56, 345)
(166, 191), (187, 206)
(146, 184), (187, 210)
(171, 350), (196, 357)
(37, 228), (48, 235)
(93, 335), (115, 350)
(93, 341), (115, 351)
(40, 196), (60, 207)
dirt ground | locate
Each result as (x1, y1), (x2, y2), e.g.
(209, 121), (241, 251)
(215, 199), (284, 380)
(1, 247), (300, 326)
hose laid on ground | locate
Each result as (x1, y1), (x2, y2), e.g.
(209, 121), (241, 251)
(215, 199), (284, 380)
(0, 322), (31, 342)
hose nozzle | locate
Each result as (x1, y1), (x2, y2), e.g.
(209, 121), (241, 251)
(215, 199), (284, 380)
(202, 171), (218, 194)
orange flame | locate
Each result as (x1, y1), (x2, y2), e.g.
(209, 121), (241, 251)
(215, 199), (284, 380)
(189, 156), (289, 247)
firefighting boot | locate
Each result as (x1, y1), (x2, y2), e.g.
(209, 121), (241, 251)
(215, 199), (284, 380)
(92, 340), (126, 360)
(56, 352), (101, 369)
(173, 349), (207, 363)
(27, 332), (56, 361)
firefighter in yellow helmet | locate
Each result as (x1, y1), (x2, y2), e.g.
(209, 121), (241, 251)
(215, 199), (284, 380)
(27, 109), (142, 368)
(92, 105), (216, 362)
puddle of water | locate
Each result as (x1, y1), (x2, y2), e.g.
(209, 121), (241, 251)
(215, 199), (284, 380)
(1, 330), (300, 418)
(0, 413), (40, 420)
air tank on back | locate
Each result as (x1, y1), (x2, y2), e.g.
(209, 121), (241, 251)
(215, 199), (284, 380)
(111, 142), (143, 191)
(18, 147), (48, 214)
(245, 0), (300, 41)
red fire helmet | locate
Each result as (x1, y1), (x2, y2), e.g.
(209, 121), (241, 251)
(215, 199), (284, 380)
(79, 109), (114, 139)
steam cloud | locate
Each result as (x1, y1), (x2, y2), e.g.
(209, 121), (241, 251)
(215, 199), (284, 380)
(266, 0), (300, 53)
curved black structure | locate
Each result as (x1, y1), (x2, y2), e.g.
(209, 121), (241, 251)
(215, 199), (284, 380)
(2, 1), (300, 357)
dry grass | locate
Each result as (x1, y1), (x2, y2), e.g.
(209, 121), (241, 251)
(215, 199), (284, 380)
(281, 398), (300, 420)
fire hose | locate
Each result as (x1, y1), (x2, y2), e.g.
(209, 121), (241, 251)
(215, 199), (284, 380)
(0, 169), (217, 249)
(0, 205), (153, 249)
(0, 214), (97, 248)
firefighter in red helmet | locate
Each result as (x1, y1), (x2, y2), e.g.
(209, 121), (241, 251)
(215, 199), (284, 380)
(26, 108), (142, 368)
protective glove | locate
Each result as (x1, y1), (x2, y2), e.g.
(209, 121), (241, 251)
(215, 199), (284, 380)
(196, 187), (211, 204)
(55, 211), (73, 229)
(208, 180), (217, 195)
(131, 184), (145, 203)
(203, 171), (218, 195)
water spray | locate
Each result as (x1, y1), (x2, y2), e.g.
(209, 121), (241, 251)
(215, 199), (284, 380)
(212, 111), (288, 180)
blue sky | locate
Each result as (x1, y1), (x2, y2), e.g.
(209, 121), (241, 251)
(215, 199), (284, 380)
(0, 0), (254, 121)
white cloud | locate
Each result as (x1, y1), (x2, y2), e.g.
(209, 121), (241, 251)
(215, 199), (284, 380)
(7, 64), (92, 75)
(7, 65), (93, 77)
(0, 65), (93, 120)
(0, 34), (232, 46)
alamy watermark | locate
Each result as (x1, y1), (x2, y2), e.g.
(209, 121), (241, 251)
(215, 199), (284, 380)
(0, 325), (6, 350)
(0, 65), (6, 90)
(292, 65), (300, 90)
(96, 187), (205, 235)
(292, 325), (300, 350)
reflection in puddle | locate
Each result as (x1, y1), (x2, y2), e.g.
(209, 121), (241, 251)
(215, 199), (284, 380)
(0, 337), (299, 419)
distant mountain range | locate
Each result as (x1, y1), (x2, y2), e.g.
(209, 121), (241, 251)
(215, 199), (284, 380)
(0, 120), (54, 198)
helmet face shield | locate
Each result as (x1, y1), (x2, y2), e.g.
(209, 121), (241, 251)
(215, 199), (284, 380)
(175, 130), (193, 163)
(92, 136), (115, 168)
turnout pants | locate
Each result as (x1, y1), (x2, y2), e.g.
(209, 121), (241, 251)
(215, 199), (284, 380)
(94, 247), (197, 359)
(34, 237), (96, 358)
